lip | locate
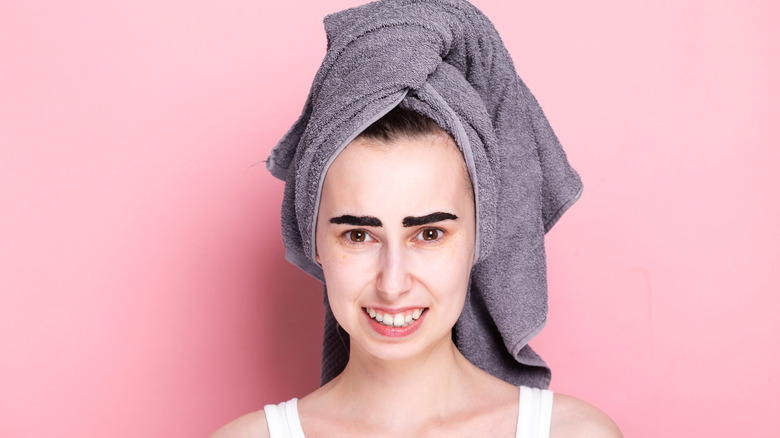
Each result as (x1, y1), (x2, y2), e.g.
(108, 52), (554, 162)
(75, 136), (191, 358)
(363, 307), (427, 338)
(365, 306), (423, 314)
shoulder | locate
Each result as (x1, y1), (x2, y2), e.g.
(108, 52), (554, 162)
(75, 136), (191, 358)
(549, 393), (622, 438)
(209, 409), (268, 438)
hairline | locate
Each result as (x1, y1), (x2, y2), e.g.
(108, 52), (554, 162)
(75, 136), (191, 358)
(348, 129), (475, 201)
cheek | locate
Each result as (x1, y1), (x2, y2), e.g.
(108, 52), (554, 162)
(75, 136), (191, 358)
(316, 231), (350, 265)
(320, 244), (377, 299)
(438, 231), (475, 273)
(319, 237), (373, 270)
(322, 252), (379, 334)
(414, 246), (473, 301)
(447, 230), (474, 260)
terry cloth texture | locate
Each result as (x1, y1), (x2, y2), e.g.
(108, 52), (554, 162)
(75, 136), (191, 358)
(266, 0), (582, 389)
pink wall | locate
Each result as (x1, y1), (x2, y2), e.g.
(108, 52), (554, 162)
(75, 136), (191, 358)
(1, 0), (778, 436)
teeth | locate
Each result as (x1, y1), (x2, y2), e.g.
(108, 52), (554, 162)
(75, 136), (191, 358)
(364, 307), (425, 328)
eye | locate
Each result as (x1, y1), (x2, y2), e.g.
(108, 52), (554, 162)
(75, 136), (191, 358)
(346, 229), (374, 243)
(416, 227), (443, 241)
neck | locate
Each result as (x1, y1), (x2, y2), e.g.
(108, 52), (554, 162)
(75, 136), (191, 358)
(326, 334), (478, 426)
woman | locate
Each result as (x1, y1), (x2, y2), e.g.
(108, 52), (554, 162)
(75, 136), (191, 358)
(214, 0), (621, 436)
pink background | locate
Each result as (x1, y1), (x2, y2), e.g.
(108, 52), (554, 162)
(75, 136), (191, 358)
(1, 0), (778, 436)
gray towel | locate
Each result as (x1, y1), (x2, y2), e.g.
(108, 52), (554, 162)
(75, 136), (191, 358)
(266, 0), (582, 389)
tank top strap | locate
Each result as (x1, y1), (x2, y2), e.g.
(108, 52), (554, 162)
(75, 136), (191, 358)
(263, 398), (306, 438)
(516, 386), (554, 438)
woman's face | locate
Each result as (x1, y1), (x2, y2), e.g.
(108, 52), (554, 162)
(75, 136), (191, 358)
(315, 132), (476, 362)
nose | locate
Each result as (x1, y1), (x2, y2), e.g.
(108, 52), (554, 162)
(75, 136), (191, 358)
(376, 242), (412, 300)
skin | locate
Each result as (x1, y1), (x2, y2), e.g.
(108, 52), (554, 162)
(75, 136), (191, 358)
(211, 131), (622, 437)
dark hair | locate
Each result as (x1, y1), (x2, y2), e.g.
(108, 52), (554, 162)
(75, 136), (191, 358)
(357, 106), (445, 143)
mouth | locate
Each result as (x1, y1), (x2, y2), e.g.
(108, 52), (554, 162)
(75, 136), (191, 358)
(363, 307), (426, 328)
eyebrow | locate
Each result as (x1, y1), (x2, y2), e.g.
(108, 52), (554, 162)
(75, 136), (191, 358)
(403, 212), (458, 227)
(329, 215), (382, 227)
(329, 212), (458, 228)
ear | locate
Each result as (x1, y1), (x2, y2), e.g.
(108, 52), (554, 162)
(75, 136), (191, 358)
(316, 251), (321, 264)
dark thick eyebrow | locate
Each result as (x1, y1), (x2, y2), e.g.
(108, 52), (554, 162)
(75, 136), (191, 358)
(403, 212), (458, 227)
(329, 215), (383, 227)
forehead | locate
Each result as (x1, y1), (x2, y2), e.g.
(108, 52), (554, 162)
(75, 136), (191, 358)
(319, 133), (473, 219)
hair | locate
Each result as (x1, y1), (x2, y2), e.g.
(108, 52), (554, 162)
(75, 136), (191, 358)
(356, 106), (446, 143)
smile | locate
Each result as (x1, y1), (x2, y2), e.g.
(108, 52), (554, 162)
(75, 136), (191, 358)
(364, 307), (425, 328)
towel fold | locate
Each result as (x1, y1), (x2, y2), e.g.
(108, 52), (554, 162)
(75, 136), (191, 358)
(267, 0), (582, 389)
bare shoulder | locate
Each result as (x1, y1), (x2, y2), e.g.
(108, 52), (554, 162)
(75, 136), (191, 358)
(209, 409), (268, 438)
(550, 393), (622, 438)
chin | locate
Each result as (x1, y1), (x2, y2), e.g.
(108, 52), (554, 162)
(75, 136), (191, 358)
(354, 339), (429, 362)
(350, 326), (454, 363)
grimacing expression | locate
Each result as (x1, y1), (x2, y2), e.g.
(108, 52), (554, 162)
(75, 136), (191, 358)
(315, 131), (476, 361)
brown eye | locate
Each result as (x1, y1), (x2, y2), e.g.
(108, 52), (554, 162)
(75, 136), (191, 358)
(419, 228), (441, 241)
(349, 230), (366, 242)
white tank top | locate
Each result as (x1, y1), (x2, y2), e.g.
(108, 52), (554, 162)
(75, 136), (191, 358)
(263, 386), (553, 438)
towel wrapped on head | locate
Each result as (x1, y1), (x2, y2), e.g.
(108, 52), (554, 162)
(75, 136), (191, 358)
(266, 0), (582, 389)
